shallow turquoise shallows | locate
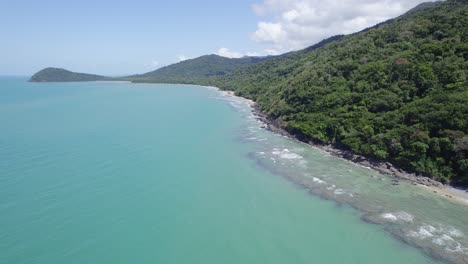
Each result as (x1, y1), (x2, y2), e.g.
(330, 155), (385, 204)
(1, 77), (466, 264)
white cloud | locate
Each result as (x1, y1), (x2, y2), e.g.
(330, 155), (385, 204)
(252, 22), (287, 44)
(216, 47), (280, 58)
(150, 60), (159, 67)
(251, 0), (429, 52)
(217, 48), (244, 58)
(246, 49), (280, 57)
(177, 55), (191, 62)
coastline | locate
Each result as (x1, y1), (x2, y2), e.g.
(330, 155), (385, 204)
(204, 85), (468, 206)
(76, 81), (468, 206)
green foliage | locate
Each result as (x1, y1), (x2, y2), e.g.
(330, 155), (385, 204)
(125, 55), (269, 85)
(211, 0), (468, 185)
(30, 68), (106, 82)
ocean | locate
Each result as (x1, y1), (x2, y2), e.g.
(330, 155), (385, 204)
(1, 77), (466, 264)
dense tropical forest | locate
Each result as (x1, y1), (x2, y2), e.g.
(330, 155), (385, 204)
(30, 0), (468, 186)
(209, 0), (468, 185)
(213, 0), (468, 185)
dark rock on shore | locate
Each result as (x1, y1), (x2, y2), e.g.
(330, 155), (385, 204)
(251, 104), (445, 189)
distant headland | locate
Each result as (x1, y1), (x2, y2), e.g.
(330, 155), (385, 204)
(30, 68), (107, 82)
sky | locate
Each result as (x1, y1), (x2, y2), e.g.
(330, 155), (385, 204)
(0, 0), (429, 76)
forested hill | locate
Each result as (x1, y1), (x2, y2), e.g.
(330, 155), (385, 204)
(30, 68), (107, 82)
(31, 55), (270, 83)
(126, 54), (270, 84)
(210, 0), (468, 185)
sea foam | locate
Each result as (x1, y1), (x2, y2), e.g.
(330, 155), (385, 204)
(272, 148), (304, 160)
(380, 211), (414, 223)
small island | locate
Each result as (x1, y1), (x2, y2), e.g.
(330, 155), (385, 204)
(30, 67), (107, 82)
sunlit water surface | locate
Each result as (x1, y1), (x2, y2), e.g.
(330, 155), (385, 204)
(1, 77), (466, 264)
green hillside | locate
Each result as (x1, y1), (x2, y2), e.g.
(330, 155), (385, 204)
(209, 0), (468, 185)
(127, 54), (269, 84)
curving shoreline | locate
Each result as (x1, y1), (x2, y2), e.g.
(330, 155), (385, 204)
(205, 85), (468, 206)
(252, 102), (468, 206)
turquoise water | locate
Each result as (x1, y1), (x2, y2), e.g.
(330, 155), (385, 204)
(0, 77), (465, 264)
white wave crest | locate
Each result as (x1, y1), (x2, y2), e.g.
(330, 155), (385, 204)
(407, 223), (468, 254)
(334, 189), (346, 195)
(271, 148), (304, 160)
(380, 211), (414, 223)
(409, 225), (435, 239)
(442, 226), (464, 238)
(381, 213), (398, 222)
(433, 234), (455, 246)
(312, 177), (326, 184)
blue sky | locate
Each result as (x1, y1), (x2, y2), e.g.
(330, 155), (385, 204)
(0, 0), (427, 76)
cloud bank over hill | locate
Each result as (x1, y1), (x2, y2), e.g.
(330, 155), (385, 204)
(250, 0), (429, 53)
